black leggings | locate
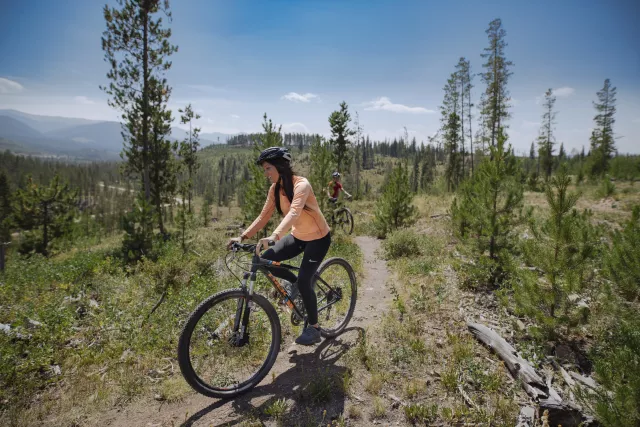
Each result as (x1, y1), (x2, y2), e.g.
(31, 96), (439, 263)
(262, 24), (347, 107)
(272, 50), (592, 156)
(261, 232), (331, 325)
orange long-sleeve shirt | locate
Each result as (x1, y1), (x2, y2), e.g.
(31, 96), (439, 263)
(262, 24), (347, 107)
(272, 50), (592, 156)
(242, 176), (330, 241)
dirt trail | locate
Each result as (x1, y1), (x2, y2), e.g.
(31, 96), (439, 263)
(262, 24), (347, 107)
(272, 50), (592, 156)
(94, 236), (390, 427)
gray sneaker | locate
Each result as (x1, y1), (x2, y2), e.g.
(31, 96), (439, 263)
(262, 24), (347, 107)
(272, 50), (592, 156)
(295, 326), (322, 345)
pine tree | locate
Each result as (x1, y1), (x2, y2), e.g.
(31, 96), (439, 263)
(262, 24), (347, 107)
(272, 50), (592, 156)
(242, 114), (283, 234)
(558, 142), (566, 162)
(411, 154), (420, 193)
(443, 111), (462, 191)
(515, 165), (598, 335)
(12, 175), (77, 256)
(537, 88), (556, 181)
(178, 104), (201, 213)
(309, 136), (336, 213)
(455, 57), (472, 178)
(441, 70), (463, 191)
(451, 130), (524, 284)
(328, 101), (356, 172)
(374, 162), (417, 238)
(102, 0), (178, 239)
(589, 79), (617, 178)
(480, 18), (513, 150)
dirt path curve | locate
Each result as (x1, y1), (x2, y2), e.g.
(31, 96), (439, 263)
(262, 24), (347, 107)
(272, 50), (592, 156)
(95, 236), (390, 427)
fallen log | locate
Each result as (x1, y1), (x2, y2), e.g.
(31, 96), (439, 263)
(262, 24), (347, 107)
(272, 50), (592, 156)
(467, 322), (546, 394)
(467, 322), (598, 427)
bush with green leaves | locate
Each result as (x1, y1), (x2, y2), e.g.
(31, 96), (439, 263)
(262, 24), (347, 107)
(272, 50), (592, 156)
(382, 229), (421, 259)
(374, 162), (417, 238)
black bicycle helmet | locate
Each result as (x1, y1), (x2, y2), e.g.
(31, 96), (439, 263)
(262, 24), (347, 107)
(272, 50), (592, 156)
(256, 146), (292, 165)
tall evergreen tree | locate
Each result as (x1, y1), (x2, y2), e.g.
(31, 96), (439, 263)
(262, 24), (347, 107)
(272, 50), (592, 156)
(480, 18), (513, 150)
(441, 71), (463, 191)
(328, 101), (356, 172)
(102, 0), (178, 237)
(455, 57), (472, 178)
(589, 79), (617, 178)
(537, 88), (557, 181)
(178, 104), (201, 213)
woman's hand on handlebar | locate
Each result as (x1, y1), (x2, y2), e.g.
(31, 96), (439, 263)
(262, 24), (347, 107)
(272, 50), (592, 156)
(227, 236), (243, 250)
(256, 234), (278, 255)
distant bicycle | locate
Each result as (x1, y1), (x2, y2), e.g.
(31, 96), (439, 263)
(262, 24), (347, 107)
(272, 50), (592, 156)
(328, 197), (354, 235)
(177, 241), (357, 398)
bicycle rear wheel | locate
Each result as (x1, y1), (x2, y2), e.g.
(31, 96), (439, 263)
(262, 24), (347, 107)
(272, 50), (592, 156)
(178, 289), (281, 398)
(335, 208), (354, 235)
(314, 257), (357, 338)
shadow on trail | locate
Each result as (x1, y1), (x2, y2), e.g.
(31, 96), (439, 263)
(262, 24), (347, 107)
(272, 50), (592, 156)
(181, 326), (364, 427)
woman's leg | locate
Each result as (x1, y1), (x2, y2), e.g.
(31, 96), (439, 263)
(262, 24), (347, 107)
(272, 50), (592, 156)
(261, 234), (303, 283)
(296, 232), (331, 326)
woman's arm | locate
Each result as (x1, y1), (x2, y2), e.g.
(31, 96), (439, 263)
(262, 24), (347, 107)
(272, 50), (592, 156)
(241, 185), (276, 240)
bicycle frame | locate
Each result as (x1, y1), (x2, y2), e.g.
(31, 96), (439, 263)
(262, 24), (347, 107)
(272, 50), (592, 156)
(231, 245), (342, 337)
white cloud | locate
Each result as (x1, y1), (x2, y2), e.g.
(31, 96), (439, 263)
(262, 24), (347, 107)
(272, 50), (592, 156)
(281, 122), (310, 133)
(281, 92), (318, 103)
(553, 87), (575, 97)
(74, 96), (95, 105)
(0, 77), (24, 94)
(231, 114), (240, 119)
(363, 97), (435, 114)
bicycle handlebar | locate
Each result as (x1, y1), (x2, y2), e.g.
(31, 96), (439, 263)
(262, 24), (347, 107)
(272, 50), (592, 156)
(230, 240), (276, 253)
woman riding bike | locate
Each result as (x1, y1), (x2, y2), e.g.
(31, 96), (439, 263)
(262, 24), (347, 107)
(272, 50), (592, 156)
(327, 171), (352, 203)
(227, 147), (331, 346)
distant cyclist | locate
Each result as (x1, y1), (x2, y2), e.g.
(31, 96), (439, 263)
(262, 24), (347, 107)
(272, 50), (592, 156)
(327, 172), (352, 203)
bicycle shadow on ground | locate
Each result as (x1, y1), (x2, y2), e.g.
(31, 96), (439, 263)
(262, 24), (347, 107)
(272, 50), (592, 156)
(181, 326), (365, 427)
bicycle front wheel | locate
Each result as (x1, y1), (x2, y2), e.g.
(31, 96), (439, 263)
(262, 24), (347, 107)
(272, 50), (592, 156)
(335, 208), (354, 235)
(178, 289), (281, 398)
(314, 257), (357, 338)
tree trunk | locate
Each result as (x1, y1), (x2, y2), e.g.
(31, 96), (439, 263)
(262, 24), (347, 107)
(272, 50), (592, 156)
(142, 1), (151, 201)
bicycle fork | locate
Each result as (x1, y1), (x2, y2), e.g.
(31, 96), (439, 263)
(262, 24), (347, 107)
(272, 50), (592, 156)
(231, 272), (254, 346)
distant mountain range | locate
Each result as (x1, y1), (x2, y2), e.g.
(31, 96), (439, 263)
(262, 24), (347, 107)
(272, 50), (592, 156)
(0, 109), (232, 161)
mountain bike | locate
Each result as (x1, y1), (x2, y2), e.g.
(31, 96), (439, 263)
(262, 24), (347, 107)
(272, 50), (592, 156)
(328, 197), (354, 235)
(177, 241), (357, 398)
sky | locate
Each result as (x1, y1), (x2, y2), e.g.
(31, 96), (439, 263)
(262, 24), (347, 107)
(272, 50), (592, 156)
(1, 0), (639, 154)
